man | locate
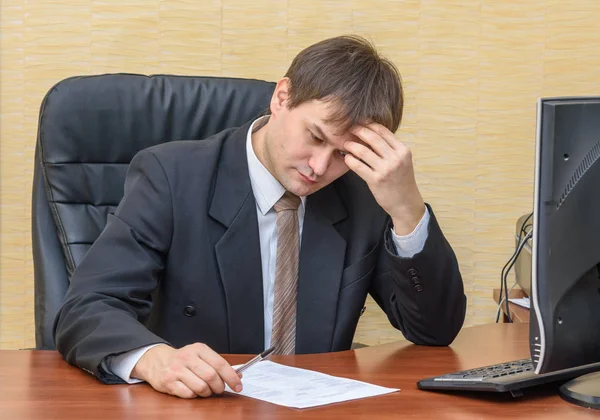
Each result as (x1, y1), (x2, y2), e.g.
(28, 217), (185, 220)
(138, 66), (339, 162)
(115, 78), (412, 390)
(54, 35), (466, 399)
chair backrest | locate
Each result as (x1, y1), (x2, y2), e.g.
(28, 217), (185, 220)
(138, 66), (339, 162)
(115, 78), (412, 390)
(32, 74), (275, 349)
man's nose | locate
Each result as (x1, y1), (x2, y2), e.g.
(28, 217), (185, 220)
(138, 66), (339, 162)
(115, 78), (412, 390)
(310, 150), (332, 177)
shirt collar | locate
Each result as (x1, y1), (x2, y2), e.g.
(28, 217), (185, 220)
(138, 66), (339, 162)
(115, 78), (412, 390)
(246, 117), (306, 215)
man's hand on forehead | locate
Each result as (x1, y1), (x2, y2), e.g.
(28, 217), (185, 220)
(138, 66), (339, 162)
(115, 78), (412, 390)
(343, 122), (397, 171)
(341, 124), (377, 167)
(343, 122), (426, 235)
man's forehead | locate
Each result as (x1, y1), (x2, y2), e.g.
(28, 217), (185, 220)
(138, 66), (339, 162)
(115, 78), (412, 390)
(311, 119), (352, 140)
(309, 119), (370, 150)
(303, 99), (371, 140)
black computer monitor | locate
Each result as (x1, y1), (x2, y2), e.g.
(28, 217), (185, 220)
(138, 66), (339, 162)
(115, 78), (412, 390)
(531, 96), (600, 407)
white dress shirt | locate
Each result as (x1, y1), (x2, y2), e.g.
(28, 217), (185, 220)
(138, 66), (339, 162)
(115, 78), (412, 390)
(103, 117), (431, 383)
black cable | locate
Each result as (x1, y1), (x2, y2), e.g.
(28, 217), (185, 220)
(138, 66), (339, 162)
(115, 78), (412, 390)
(508, 213), (532, 282)
(496, 213), (533, 323)
(502, 231), (532, 323)
(497, 244), (523, 321)
(519, 213), (533, 237)
(495, 239), (526, 322)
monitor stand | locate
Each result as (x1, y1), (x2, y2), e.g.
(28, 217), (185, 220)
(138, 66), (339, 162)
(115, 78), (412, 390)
(559, 371), (600, 409)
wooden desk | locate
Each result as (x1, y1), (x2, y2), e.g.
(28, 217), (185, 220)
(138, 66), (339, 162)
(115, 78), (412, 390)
(493, 288), (530, 323)
(1, 324), (596, 419)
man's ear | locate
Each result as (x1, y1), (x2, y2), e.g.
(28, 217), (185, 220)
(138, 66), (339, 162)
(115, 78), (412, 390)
(270, 77), (291, 116)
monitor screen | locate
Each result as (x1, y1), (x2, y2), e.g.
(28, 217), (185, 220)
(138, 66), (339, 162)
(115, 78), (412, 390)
(531, 96), (600, 405)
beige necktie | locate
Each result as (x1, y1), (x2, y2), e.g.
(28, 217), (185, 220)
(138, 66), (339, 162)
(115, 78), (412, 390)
(271, 191), (302, 355)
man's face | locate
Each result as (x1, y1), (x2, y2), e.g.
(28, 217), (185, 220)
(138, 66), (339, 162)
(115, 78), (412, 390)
(261, 97), (356, 197)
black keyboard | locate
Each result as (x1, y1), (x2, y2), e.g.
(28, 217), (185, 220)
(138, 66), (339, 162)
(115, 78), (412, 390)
(418, 358), (600, 396)
(436, 358), (534, 382)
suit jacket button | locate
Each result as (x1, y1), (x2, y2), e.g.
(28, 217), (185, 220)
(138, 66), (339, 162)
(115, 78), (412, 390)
(414, 285), (423, 292)
(408, 268), (418, 277)
(183, 305), (196, 317)
(411, 276), (420, 285)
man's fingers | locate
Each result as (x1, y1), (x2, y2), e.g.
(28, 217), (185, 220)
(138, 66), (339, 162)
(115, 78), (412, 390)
(166, 380), (198, 399)
(176, 367), (214, 397)
(187, 359), (228, 395)
(344, 141), (380, 170)
(362, 123), (402, 151)
(351, 125), (395, 157)
(194, 344), (243, 393)
(344, 153), (374, 183)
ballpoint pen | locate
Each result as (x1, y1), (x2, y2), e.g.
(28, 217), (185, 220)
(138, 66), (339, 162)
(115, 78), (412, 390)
(234, 346), (276, 374)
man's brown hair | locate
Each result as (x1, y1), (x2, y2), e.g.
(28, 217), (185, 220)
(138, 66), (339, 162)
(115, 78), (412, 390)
(284, 35), (403, 133)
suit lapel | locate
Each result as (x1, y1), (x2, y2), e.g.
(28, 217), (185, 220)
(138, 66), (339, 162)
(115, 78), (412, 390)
(210, 122), (265, 354)
(295, 183), (348, 354)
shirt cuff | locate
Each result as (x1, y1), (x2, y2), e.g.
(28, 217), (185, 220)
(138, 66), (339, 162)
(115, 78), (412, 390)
(102, 343), (164, 384)
(390, 207), (431, 258)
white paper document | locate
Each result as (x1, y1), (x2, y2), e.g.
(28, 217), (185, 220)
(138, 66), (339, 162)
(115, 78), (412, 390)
(508, 297), (530, 309)
(225, 360), (399, 409)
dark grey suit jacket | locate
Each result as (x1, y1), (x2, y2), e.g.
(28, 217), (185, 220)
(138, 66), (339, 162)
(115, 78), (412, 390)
(53, 120), (467, 384)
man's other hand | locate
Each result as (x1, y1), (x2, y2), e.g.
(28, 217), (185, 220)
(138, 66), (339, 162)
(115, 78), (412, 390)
(131, 343), (243, 398)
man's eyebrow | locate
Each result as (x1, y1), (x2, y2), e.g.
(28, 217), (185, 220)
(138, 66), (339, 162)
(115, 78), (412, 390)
(311, 123), (332, 144)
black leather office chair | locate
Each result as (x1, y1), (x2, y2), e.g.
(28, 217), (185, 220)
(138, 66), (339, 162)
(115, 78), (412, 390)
(32, 74), (275, 350)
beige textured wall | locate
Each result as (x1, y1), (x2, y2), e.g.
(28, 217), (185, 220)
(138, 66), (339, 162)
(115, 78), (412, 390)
(2, 0), (600, 349)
